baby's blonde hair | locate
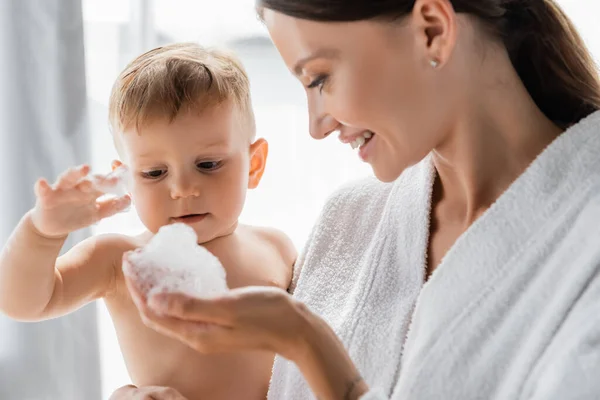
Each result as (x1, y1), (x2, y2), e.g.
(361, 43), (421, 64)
(109, 42), (255, 139)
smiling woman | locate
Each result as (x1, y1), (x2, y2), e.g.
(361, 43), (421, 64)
(107, 0), (600, 399)
(83, 0), (600, 399)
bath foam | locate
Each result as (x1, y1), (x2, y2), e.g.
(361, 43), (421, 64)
(123, 223), (228, 298)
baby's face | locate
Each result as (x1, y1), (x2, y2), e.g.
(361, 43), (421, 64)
(120, 101), (256, 243)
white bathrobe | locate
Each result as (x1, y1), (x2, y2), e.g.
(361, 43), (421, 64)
(268, 111), (600, 400)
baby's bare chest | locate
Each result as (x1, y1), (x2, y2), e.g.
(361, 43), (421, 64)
(209, 241), (290, 291)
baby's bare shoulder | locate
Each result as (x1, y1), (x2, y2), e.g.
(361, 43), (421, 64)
(237, 225), (296, 286)
(240, 225), (297, 266)
(86, 232), (141, 256)
(248, 226), (297, 267)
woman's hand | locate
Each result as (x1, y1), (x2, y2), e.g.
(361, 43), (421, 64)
(108, 385), (187, 400)
(125, 273), (369, 400)
(124, 274), (309, 360)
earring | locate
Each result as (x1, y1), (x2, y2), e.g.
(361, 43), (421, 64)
(430, 59), (439, 69)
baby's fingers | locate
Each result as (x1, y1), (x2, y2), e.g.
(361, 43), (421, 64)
(34, 178), (52, 198)
(54, 165), (90, 190)
(96, 195), (131, 220)
(89, 174), (122, 195)
(75, 179), (106, 199)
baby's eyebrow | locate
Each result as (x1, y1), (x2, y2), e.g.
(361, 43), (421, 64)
(135, 151), (158, 160)
(193, 142), (231, 156)
(200, 139), (228, 149)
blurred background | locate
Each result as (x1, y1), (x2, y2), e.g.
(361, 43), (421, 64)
(0, 0), (598, 398)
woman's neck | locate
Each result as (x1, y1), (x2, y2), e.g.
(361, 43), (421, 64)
(431, 64), (563, 227)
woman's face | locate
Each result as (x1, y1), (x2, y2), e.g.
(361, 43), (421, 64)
(263, 9), (458, 182)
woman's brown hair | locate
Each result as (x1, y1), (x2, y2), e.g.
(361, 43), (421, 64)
(258, 0), (600, 128)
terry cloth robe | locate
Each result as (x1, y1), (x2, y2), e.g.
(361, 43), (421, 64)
(268, 110), (600, 400)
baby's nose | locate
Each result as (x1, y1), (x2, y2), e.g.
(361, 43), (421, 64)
(170, 178), (201, 199)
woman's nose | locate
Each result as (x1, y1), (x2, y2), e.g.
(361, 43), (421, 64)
(308, 96), (339, 140)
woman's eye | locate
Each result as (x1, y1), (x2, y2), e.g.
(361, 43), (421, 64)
(307, 75), (328, 93)
(141, 169), (165, 179)
(197, 161), (222, 171)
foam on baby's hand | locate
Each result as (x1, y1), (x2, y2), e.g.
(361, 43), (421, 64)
(91, 165), (132, 197)
(123, 223), (228, 298)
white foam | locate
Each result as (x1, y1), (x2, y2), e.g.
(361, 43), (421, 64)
(90, 165), (132, 197)
(123, 223), (228, 298)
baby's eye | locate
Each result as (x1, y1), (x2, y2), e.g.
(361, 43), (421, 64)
(141, 169), (166, 179)
(196, 161), (222, 171)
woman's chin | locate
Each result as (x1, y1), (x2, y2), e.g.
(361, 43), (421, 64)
(371, 151), (429, 183)
(370, 155), (415, 182)
(371, 164), (403, 183)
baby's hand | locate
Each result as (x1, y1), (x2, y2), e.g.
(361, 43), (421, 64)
(30, 165), (131, 238)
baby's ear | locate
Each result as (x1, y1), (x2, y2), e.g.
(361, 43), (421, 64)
(111, 159), (123, 171)
(248, 138), (268, 189)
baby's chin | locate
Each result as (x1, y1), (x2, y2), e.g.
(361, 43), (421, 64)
(200, 220), (240, 244)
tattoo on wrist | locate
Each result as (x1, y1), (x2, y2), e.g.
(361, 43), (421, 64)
(344, 375), (365, 400)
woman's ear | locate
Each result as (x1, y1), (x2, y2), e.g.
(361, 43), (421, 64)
(248, 138), (268, 189)
(412, 0), (457, 68)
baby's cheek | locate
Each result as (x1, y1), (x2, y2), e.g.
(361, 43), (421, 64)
(131, 187), (167, 233)
(208, 180), (246, 221)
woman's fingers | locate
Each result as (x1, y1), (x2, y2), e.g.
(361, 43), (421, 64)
(123, 275), (178, 335)
(124, 275), (231, 352)
(143, 312), (229, 353)
(147, 292), (234, 325)
(125, 272), (302, 355)
(123, 271), (148, 309)
(123, 270), (240, 352)
(123, 274), (205, 329)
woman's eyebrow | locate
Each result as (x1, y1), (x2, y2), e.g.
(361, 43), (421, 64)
(293, 48), (339, 75)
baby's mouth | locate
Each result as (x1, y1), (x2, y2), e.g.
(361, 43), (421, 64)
(172, 214), (208, 223)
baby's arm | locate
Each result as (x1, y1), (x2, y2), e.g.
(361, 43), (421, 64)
(0, 213), (125, 321)
(0, 165), (130, 321)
